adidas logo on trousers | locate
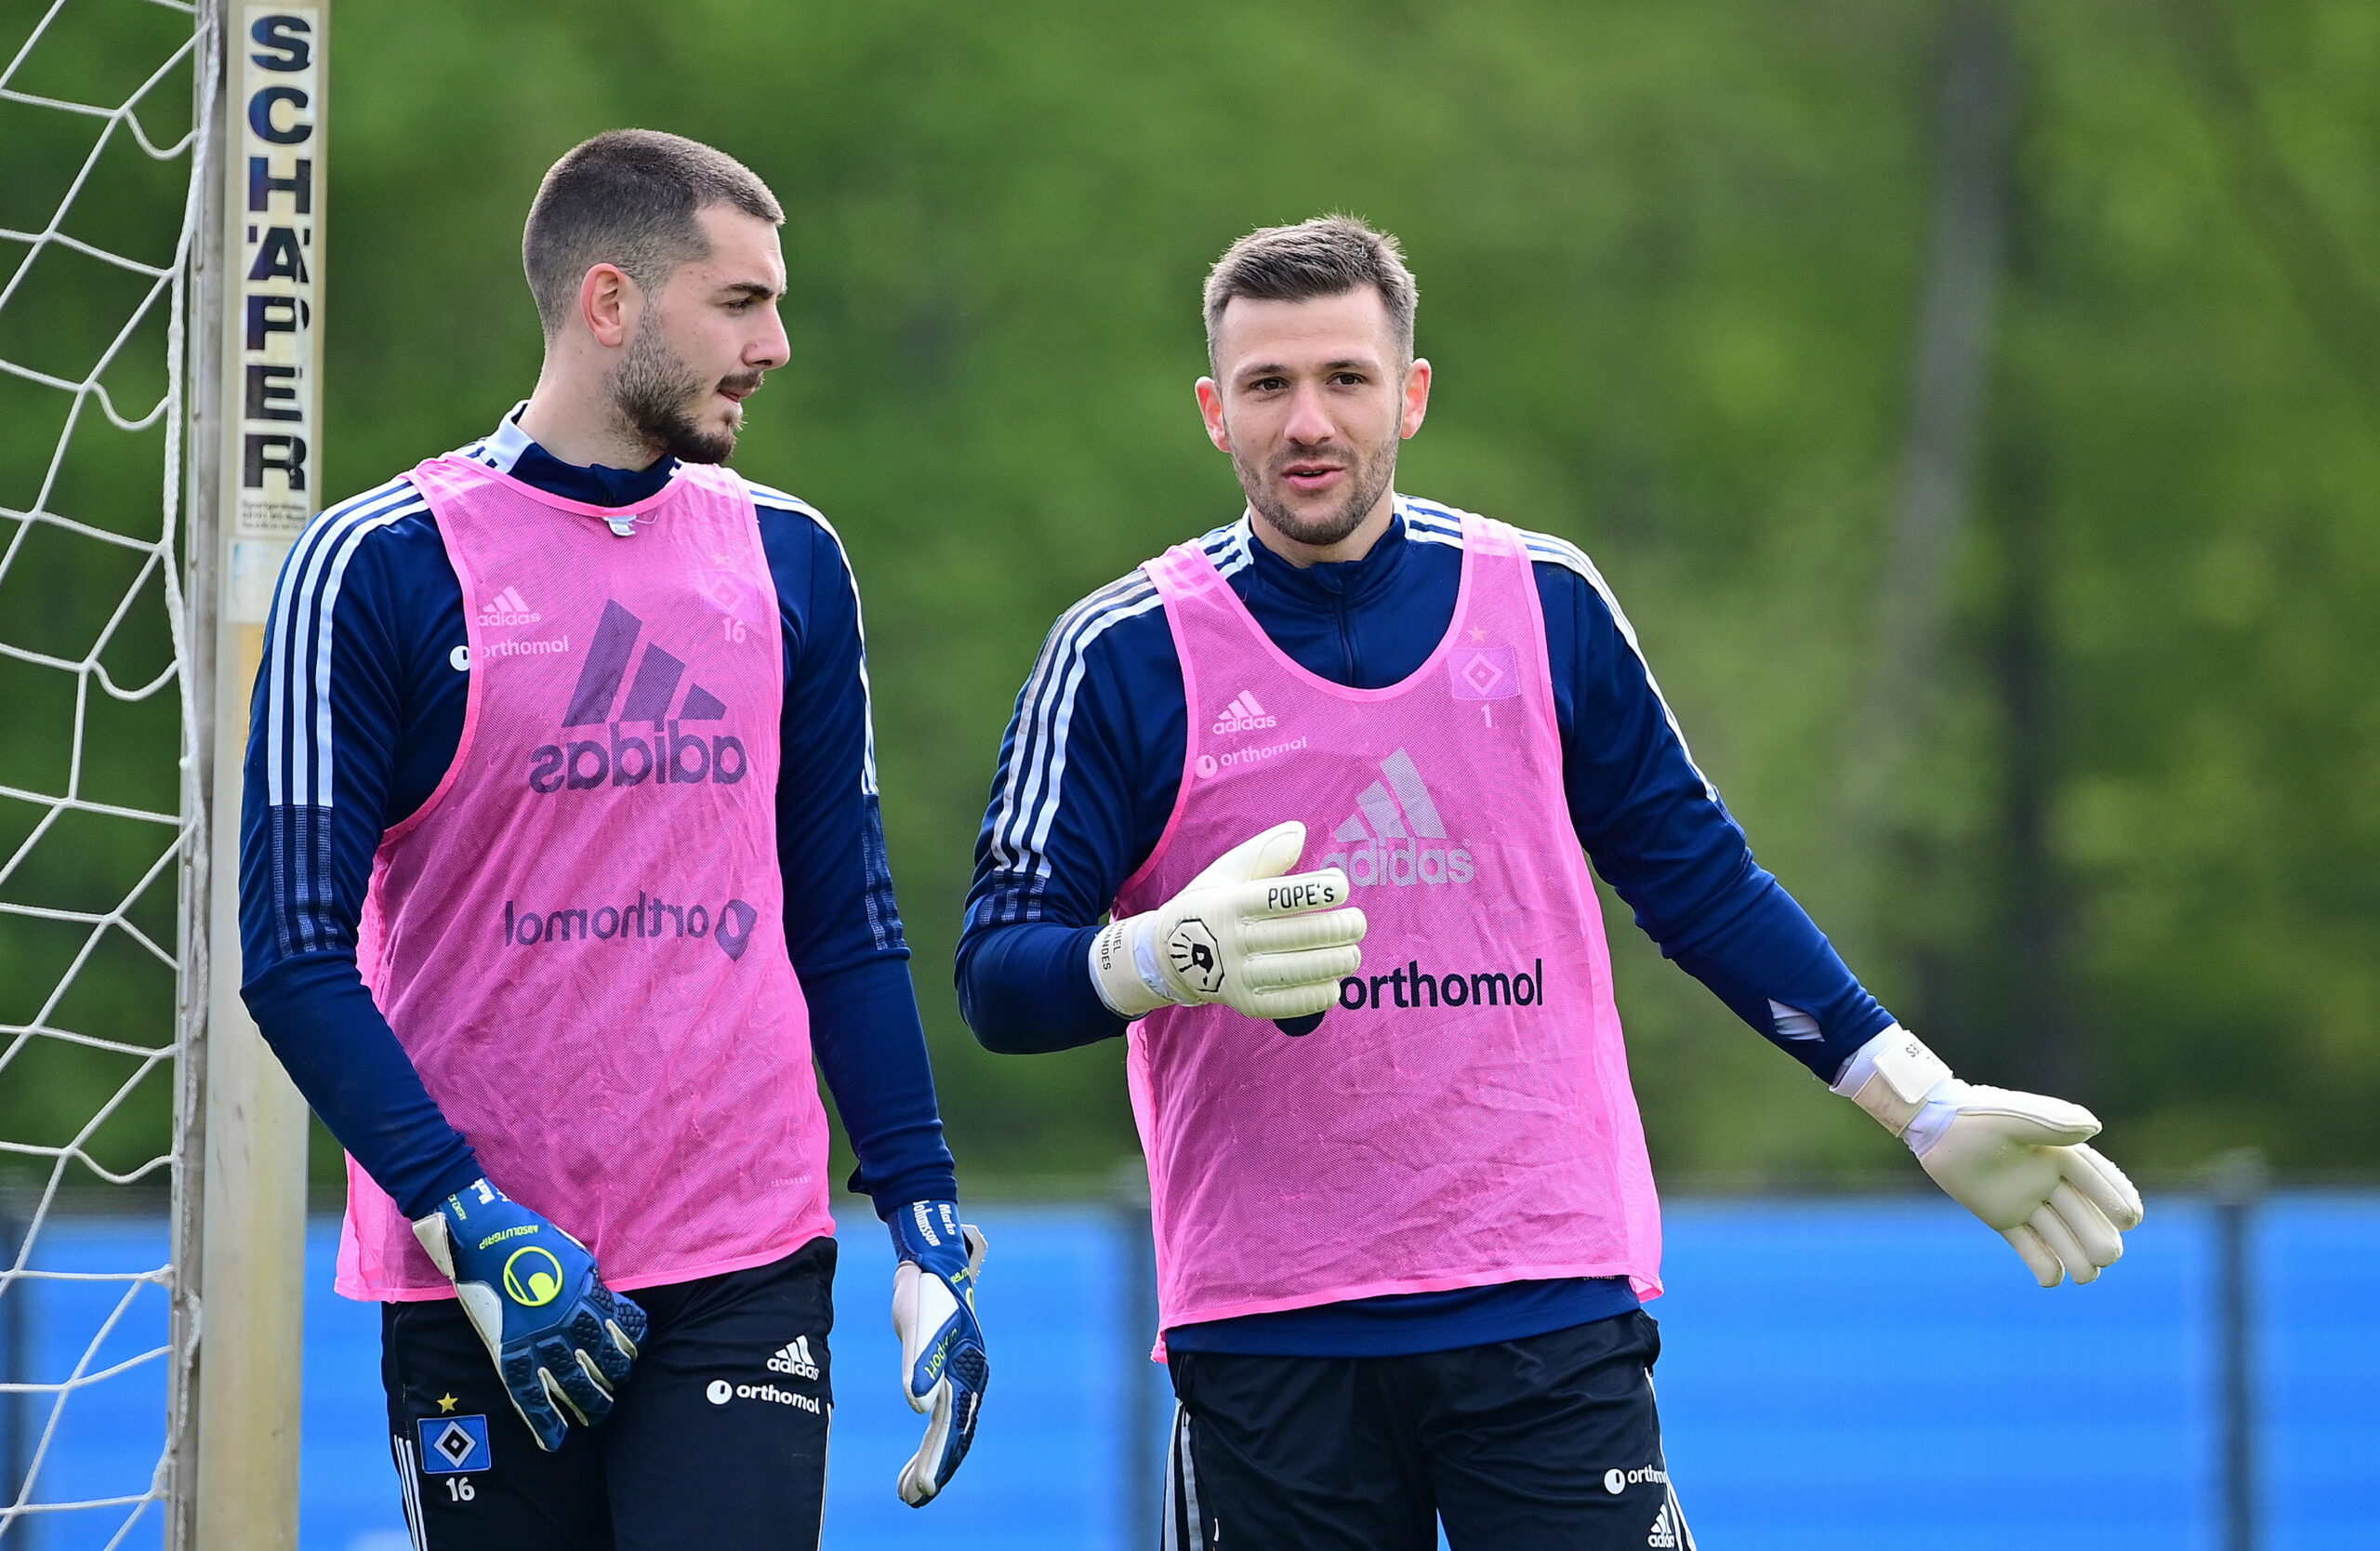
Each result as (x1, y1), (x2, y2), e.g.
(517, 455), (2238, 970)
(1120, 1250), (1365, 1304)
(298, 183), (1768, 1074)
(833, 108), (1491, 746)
(768, 1335), (819, 1380)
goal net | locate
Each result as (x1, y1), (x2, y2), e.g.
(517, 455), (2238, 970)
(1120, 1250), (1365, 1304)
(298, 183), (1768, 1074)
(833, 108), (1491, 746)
(1, 2), (314, 1545)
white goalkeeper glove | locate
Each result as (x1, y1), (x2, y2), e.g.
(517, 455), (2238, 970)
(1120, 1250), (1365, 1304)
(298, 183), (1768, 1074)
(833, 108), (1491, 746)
(1834, 1027), (2146, 1286)
(1090, 820), (1367, 1020)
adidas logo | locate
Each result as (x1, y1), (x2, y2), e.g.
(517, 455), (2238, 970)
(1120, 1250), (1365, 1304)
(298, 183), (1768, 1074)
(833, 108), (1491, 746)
(478, 585), (541, 627)
(527, 601), (748, 793)
(1211, 689), (1278, 735)
(1332, 747), (1447, 842)
(1646, 1502), (1679, 1548)
(1318, 748), (1475, 887)
(767, 1335), (820, 1381)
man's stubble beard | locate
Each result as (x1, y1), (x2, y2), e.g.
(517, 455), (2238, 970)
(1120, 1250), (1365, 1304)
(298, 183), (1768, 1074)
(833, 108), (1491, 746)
(611, 314), (757, 466)
(1230, 415), (1400, 551)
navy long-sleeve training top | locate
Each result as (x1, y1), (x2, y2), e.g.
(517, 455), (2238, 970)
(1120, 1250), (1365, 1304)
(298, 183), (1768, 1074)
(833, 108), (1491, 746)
(238, 407), (957, 1231)
(959, 497), (1893, 1357)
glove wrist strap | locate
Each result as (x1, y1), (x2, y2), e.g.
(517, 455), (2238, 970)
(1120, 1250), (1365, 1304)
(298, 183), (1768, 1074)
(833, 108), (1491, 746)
(1835, 1027), (1954, 1138)
(1091, 916), (1175, 1018)
(1129, 916), (1177, 1004)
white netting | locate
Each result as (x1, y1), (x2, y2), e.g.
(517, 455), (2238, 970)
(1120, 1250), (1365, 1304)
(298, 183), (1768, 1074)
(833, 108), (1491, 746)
(0, 0), (203, 1544)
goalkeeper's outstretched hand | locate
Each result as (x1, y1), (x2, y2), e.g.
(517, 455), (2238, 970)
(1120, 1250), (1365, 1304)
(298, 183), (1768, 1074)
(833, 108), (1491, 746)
(1090, 820), (1367, 1021)
(412, 1177), (646, 1452)
(1835, 1027), (2147, 1286)
(890, 1201), (988, 1506)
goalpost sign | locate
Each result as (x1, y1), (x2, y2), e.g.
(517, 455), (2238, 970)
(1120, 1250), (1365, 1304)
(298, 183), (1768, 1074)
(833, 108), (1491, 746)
(174, 6), (327, 1548)
(223, 7), (327, 587)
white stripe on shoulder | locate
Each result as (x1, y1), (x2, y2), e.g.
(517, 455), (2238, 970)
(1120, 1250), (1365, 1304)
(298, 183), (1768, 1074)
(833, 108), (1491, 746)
(1403, 496), (1718, 801)
(262, 478), (428, 808)
(743, 482), (880, 797)
(263, 477), (421, 805)
(988, 569), (1163, 875)
(740, 477), (828, 524)
(989, 522), (1250, 878)
(1398, 495), (1474, 537)
(1520, 527), (1719, 801)
(992, 523), (1249, 870)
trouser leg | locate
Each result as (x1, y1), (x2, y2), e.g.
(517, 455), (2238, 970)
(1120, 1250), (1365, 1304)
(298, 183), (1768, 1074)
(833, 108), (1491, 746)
(1164, 1348), (1436, 1551)
(603, 1238), (838, 1551)
(381, 1298), (613, 1551)
(1421, 1310), (1695, 1551)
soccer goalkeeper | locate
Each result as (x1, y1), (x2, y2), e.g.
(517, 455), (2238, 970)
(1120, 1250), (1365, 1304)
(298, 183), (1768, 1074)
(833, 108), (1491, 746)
(238, 132), (985, 1549)
(959, 216), (2141, 1551)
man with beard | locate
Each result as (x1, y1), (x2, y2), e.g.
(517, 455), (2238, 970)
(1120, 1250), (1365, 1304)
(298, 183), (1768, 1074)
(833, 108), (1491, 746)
(959, 216), (2142, 1550)
(239, 131), (985, 1549)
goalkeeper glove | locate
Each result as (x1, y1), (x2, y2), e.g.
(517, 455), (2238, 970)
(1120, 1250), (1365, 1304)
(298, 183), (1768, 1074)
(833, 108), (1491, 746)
(890, 1201), (989, 1507)
(411, 1177), (646, 1452)
(1834, 1027), (2146, 1286)
(1090, 820), (1366, 1020)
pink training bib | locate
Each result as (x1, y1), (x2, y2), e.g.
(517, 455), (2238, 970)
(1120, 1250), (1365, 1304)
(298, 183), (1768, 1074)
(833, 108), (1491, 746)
(336, 455), (835, 1301)
(1117, 508), (1662, 1339)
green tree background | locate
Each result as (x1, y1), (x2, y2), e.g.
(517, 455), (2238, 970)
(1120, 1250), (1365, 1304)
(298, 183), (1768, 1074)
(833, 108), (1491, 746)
(7, 0), (2377, 1193)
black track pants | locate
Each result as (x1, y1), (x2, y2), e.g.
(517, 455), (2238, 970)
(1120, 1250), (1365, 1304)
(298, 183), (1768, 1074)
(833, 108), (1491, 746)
(1165, 1309), (1693, 1551)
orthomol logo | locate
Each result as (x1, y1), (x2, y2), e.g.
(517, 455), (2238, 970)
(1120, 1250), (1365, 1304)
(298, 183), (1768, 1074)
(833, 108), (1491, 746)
(503, 893), (760, 961)
(1194, 735), (1308, 781)
(527, 601), (748, 792)
(1338, 958), (1547, 1012)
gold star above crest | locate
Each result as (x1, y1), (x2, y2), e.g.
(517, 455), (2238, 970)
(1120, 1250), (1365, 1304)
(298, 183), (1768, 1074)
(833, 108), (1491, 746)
(436, 1394), (459, 1413)
(1467, 627), (1488, 643)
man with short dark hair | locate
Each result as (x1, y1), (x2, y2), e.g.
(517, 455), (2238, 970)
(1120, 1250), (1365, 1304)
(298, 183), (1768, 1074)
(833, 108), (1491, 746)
(959, 215), (2142, 1549)
(240, 129), (987, 1550)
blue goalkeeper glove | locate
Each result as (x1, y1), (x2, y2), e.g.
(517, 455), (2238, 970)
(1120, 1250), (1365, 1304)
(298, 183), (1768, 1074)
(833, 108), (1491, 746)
(888, 1200), (988, 1506)
(411, 1177), (647, 1452)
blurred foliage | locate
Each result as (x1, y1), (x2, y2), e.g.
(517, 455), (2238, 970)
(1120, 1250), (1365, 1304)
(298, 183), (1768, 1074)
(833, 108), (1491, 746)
(7, 0), (2379, 1195)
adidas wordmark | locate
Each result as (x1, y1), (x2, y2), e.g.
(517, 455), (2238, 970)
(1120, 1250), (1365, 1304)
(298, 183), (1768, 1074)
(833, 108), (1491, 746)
(1211, 689), (1278, 735)
(478, 586), (541, 627)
